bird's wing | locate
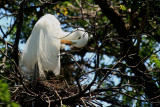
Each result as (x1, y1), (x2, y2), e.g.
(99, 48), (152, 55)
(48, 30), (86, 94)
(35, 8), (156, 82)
(21, 14), (62, 77)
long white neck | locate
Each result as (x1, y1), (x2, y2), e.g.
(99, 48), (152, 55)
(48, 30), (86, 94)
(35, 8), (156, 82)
(61, 31), (79, 41)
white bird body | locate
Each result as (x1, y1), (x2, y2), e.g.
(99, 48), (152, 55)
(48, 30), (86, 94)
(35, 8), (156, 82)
(21, 14), (88, 78)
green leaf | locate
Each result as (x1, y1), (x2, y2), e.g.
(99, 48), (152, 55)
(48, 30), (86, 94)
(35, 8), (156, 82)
(62, 105), (67, 107)
(150, 54), (160, 68)
(0, 80), (11, 102)
(120, 5), (127, 11)
(11, 102), (21, 107)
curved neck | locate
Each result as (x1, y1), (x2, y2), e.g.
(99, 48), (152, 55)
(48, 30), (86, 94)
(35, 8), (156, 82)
(61, 31), (79, 41)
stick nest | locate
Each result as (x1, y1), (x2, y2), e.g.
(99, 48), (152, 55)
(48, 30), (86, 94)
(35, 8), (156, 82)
(11, 78), (83, 107)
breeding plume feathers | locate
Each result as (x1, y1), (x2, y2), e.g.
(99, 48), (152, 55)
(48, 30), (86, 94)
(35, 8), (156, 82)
(21, 14), (88, 78)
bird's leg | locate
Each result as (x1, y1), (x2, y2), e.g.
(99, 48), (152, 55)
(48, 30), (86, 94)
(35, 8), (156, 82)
(61, 40), (72, 44)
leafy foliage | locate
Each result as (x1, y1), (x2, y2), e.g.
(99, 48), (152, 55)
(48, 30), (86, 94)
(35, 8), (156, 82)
(0, 79), (20, 107)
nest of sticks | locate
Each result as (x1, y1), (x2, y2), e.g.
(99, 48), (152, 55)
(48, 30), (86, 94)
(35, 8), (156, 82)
(11, 77), (84, 107)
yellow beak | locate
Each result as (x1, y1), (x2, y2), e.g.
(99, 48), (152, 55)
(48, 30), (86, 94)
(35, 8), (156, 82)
(61, 40), (72, 44)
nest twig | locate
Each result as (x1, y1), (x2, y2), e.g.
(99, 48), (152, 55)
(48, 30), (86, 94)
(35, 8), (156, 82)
(11, 78), (87, 107)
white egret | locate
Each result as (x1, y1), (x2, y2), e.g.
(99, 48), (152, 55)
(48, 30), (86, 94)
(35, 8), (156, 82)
(21, 14), (88, 78)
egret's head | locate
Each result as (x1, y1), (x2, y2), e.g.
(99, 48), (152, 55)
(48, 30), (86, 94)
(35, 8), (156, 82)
(71, 28), (88, 48)
(60, 28), (88, 48)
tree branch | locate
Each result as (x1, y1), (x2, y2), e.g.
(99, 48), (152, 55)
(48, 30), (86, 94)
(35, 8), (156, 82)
(13, 0), (27, 67)
(95, 0), (127, 37)
(95, 0), (160, 104)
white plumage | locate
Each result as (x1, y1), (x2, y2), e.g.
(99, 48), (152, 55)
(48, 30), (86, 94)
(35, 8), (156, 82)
(21, 14), (88, 78)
